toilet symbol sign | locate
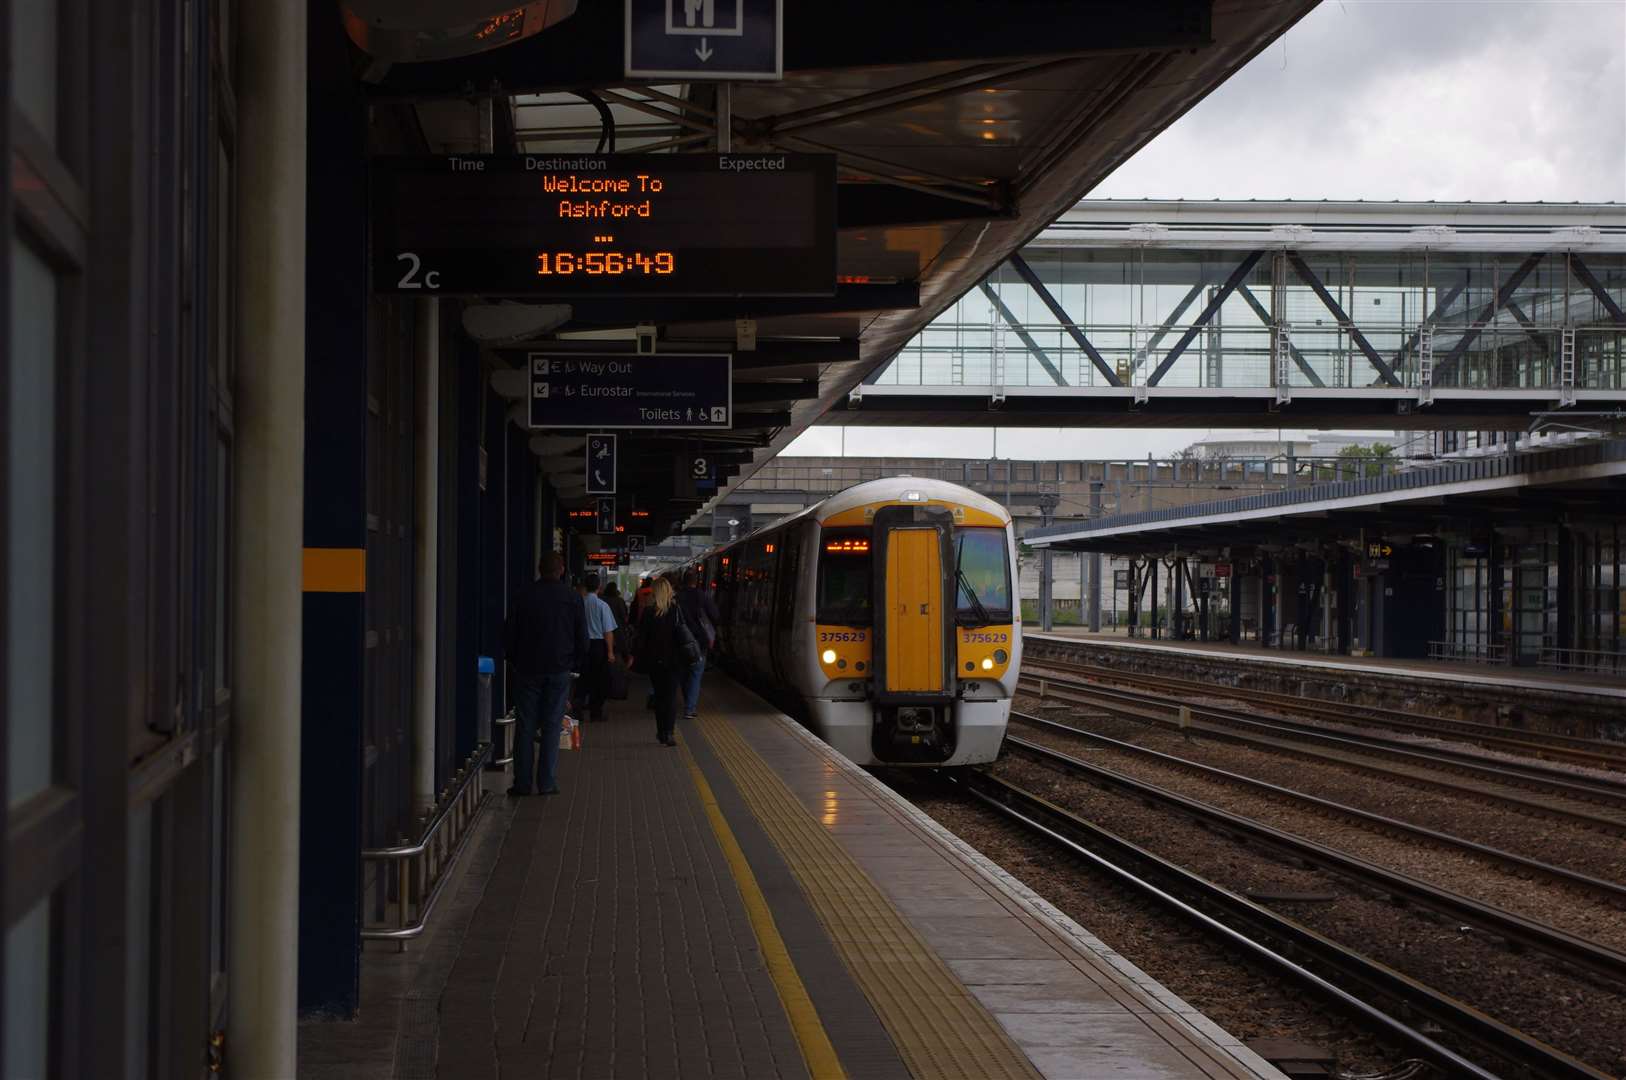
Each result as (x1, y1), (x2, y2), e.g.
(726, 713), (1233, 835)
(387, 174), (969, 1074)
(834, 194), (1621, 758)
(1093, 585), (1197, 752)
(624, 0), (782, 80)
(585, 434), (617, 496)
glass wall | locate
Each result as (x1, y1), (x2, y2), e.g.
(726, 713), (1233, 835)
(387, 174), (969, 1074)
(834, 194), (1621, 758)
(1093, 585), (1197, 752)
(872, 247), (1626, 392)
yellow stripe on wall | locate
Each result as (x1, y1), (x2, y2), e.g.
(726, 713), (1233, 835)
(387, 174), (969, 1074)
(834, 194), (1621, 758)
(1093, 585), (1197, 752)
(302, 548), (367, 593)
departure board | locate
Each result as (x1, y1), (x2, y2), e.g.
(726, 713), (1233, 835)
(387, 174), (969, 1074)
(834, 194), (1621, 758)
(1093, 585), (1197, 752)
(370, 153), (836, 297)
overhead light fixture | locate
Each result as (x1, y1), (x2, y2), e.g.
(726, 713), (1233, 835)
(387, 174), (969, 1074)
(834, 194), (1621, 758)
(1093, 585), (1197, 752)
(341, 1), (579, 65)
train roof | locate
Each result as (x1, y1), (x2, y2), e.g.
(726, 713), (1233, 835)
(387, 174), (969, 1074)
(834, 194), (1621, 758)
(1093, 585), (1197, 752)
(810, 476), (1010, 525)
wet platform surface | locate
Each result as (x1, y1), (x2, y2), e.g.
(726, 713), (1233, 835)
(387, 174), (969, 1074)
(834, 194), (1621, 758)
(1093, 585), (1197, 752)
(299, 674), (1285, 1080)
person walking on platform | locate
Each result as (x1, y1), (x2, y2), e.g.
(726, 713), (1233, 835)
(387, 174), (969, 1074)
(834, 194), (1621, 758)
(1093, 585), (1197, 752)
(502, 552), (586, 796)
(574, 572), (618, 722)
(677, 570), (721, 721)
(632, 577), (702, 747)
(603, 581), (631, 644)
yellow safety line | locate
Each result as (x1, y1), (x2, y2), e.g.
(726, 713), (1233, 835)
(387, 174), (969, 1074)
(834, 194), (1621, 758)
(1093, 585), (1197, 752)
(698, 714), (1043, 1080)
(680, 745), (848, 1080)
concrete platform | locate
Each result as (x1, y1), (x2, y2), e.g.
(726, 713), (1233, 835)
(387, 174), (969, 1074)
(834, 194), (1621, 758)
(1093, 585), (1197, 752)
(299, 673), (1285, 1080)
(1025, 629), (1626, 740)
(1026, 629), (1626, 698)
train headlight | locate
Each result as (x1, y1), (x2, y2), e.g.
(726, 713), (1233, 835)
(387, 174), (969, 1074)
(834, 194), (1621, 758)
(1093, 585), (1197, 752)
(822, 649), (838, 664)
(981, 657), (994, 670)
(993, 649), (1008, 664)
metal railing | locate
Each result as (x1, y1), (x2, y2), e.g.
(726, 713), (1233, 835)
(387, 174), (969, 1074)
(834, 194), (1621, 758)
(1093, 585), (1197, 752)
(493, 709), (515, 766)
(1538, 646), (1626, 677)
(1428, 640), (1509, 665)
(361, 741), (495, 949)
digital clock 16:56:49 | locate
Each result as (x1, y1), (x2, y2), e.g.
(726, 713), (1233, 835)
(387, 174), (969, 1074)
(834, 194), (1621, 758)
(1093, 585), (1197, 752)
(535, 251), (675, 276)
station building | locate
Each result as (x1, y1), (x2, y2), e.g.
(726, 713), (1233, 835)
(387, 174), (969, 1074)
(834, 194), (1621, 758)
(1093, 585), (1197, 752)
(5, 2), (1345, 1078)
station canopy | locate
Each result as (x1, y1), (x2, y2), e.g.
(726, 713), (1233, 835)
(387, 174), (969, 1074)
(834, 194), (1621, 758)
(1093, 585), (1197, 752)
(359, 0), (1319, 542)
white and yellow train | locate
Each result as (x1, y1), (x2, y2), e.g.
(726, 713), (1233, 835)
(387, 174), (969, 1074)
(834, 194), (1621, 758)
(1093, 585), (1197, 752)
(683, 477), (1019, 766)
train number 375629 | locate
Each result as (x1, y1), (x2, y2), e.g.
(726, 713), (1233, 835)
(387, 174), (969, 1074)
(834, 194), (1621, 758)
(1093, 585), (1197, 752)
(961, 631), (1010, 644)
(818, 631), (867, 643)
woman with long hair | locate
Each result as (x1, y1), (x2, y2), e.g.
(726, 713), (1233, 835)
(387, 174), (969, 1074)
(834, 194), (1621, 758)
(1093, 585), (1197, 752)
(632, 577), (701, 746)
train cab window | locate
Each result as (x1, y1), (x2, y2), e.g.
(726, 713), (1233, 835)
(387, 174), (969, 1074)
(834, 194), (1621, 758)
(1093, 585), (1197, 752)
(817, 531), (872, 626)
(954, 528), (1012, 626)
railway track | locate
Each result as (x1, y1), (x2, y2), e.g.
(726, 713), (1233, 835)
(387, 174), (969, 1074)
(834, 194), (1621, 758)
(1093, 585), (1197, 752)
(1023, 649), (1626, 771)
(1001, 727), (1626, 982)
(1008, 709), (1626, 908)
(1016, 670), (1626, 837)
(944, 768), (1613, 1080)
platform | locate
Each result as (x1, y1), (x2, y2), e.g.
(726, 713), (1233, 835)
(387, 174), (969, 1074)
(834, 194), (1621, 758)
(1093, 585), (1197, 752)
(1025, 630), (1626, 699)
(299, 674), (1285, 1080)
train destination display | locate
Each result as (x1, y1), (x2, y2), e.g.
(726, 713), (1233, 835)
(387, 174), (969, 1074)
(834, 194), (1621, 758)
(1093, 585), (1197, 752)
(371, 153), (835, 297)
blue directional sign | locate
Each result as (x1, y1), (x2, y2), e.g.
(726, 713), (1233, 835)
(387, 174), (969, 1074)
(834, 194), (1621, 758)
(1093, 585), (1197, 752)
(585, 434), (617, 495)
(523, 351), (732, 430)
(625, 0), (782, 80)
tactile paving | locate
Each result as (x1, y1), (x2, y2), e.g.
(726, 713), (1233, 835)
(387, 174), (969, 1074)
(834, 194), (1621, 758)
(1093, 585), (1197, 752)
(696, 714), (1043, 1080)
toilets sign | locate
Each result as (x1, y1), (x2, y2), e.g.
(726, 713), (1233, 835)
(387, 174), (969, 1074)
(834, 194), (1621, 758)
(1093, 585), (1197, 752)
(625, 0), (782, 80)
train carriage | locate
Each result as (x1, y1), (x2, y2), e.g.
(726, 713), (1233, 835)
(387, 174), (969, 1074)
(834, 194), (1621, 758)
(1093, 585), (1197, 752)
(686, 477), (1019, 766)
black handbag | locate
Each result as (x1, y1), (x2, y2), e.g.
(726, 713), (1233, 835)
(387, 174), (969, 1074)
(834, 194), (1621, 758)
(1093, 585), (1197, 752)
(673, 608), (704, 667)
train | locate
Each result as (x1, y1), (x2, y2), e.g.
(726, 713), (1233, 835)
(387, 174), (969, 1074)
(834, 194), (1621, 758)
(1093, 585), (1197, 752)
(680, 477), (1020, 767)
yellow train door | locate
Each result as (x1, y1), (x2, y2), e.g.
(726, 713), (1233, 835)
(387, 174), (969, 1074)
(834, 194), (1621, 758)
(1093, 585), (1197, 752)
(885, 528), (944, 693)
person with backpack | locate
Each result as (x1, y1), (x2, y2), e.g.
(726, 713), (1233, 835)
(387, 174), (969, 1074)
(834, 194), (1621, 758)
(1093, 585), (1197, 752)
(677, 570), (721, 722)
(631, 577), (702, 747)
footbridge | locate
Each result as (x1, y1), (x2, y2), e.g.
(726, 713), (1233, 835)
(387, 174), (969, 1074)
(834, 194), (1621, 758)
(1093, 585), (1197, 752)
(836, 200), (1626, 430)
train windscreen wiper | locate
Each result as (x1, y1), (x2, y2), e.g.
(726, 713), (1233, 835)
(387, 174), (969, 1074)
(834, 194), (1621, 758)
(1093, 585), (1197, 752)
(956, 565), (993, 626)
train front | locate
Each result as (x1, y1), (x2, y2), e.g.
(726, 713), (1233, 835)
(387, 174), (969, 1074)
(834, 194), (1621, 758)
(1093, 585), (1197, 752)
(808, 482), (1020, 767)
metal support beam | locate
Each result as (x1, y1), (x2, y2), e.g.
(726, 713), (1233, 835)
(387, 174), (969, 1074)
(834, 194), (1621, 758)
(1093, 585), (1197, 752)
(979, 281), (1067, 386)
(1569, 254), (1626, 325)
(1285, 252), (1402, 387)
(1147, 251), (1265, 387)
(1435, 252), (1546, 381)
(1504, 299), (1551, 351)
(1007, 252), (1123, 386)
(1236, 284), (1325, 388)
(1395, 276), (1467, 371)
(1135, 281), (1206, 374)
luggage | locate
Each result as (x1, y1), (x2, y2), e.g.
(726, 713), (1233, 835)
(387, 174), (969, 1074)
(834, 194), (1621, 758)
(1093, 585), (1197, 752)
(607, 659), (630, 701)
(559, 713), (580, 750)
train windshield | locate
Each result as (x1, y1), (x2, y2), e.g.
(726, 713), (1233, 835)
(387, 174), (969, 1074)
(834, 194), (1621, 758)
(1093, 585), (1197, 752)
(817, 531), (872, 625)
(954, 528), (1011, 626)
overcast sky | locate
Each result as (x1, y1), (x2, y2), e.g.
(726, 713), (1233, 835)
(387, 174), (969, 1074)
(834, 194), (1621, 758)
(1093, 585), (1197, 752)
(785, 0), (1626, 460)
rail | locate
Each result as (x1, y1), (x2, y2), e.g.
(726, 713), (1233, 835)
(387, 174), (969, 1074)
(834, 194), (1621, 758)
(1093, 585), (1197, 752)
(361, 741), (494, 949)
(1427, 640), (1509, 665)
(1540, 646), (1626, 677)
(493, 709), (515, 766)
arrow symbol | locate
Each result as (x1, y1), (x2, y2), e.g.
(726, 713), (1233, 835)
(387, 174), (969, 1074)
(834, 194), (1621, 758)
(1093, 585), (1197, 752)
(695, 36), (712, 61)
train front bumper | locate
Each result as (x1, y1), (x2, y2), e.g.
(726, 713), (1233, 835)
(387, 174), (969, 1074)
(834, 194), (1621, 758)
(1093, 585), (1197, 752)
(806, 697), (1009, 767)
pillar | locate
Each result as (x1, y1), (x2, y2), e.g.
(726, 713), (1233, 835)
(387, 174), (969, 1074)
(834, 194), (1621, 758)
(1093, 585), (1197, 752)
(229, 0), (307, 1072)
(413, 299), (440, 808)
(1040, 549), (1054, 631)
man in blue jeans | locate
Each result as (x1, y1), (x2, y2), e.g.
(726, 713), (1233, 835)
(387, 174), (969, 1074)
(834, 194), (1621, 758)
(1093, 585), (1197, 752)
(502, 552), (586, 796)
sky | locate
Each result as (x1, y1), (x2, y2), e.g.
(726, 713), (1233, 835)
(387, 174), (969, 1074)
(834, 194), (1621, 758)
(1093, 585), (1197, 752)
(785, 0), (1626, 460)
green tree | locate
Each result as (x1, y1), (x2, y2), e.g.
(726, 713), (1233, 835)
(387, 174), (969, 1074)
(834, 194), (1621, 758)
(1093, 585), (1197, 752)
(1337, 442), (1396, 478)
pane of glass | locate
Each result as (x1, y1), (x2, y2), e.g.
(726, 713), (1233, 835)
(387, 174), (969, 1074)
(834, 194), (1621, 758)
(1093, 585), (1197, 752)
(9, 236), (58, 808)
(215, 143), (234, 386)
(211, 745), (227, 977)
(816, 531), (871, 626)
(126, 801), (154, 1080)
(955, 527), (1012, 623)
(5, 894), (52, 1079)
(10, 1), (58, 146)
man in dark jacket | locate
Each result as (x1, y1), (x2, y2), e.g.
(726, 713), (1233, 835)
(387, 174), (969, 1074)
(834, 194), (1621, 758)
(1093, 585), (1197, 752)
(502, 552), (587, 796)
(677, 570), (722, 720)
